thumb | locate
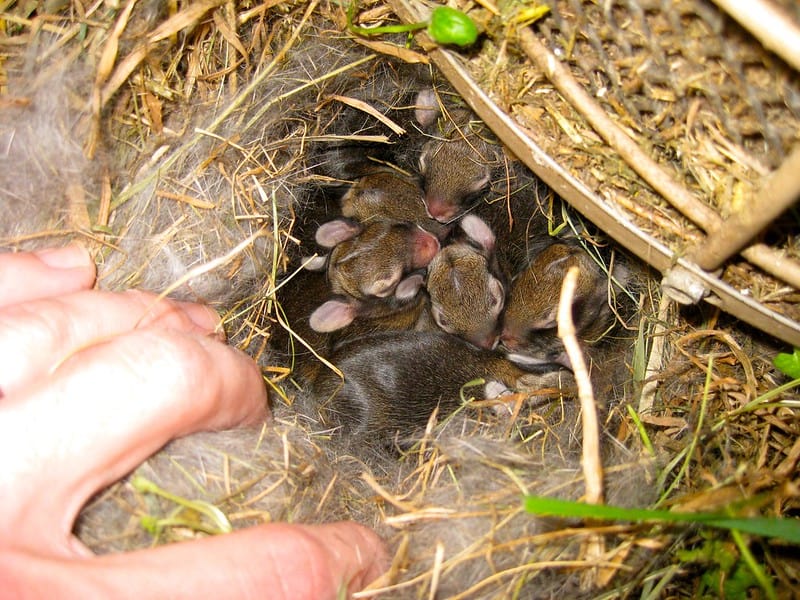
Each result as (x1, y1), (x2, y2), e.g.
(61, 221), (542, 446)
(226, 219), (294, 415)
(2, 522), (388, 600)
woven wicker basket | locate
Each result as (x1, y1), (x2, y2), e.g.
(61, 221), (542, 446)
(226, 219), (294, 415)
(389, 0), (800, 346)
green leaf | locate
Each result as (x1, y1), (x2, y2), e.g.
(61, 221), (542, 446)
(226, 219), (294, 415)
(773, 348), (800, 379)
(720, 563), (759, 599)
(132, 475), (232, 534)
(677, 535), (768, 600)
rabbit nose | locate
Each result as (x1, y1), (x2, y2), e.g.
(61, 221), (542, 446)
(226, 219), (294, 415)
(424, 194), (457, 223)
(473, 333), (499, 350)
(500, 332), (522, 350)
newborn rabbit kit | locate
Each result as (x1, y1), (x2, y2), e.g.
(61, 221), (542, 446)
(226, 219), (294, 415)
(4, 1), (795, 598)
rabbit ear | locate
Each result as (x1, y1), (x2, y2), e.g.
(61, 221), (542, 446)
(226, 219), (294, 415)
(466, 164), (492, 195)
(505, 348), (571, 371)
(309, 298), (358, 332)
(394, 273), (425, 301)
(414, 88), (441, 128)
(488, 276), (505, 313)
(459, 214), (496, 253)
(301, 255), (327, 271)
(315, 219), (362, 248)
(530, 306), (558, 331)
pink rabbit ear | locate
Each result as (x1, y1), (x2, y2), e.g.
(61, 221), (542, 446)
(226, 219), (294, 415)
(414, 88), (441, 128)
(315, 219), (361, 248)
(301, 255), (327, 271)
(309, 299), (357, 332)
(394, 273), (425, 301)
(459, 214), (496, 253)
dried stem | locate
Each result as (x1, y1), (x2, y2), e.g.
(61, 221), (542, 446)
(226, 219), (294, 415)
(557, 267), (603, 504)
(557, 266), (604, 589)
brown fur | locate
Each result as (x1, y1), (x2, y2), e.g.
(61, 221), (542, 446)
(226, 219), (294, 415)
(325, 221), (439, 301)
(340, 171), (450, 239)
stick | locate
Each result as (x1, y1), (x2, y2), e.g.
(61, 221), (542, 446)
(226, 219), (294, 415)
(557, 266), (604, 590)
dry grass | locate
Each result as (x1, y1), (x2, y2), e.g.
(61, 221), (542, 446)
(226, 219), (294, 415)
(2, 1), (799, 597)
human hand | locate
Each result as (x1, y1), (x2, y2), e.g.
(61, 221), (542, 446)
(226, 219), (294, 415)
(0, 244), (387, 598)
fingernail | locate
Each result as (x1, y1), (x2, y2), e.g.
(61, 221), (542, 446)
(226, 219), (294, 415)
(177, 301), (224, 335)
(34, 243), (93, 270)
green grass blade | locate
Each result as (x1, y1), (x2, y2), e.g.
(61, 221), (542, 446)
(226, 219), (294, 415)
(523, 495), (800, 543)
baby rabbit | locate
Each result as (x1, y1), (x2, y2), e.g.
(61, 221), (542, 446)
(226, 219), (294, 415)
(425, 215), (506, 350)
(339, 172), (422, 223)
(417, 99), (500, 223)
(313, 218), (440, 301)
(339, 171), (451, 240)
(306, 218), (439, 339)
(501, 242), (625, 369)
(274, 204), (440, 377)
(311, 330), (561, 447)
(308, 286), (430, 336)
(272, 264), (432, 382)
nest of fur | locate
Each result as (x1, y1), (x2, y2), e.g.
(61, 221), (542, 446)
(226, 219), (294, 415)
(1, 1), (799, 597)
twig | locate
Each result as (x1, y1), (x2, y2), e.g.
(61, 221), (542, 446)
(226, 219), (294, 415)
(428, 542), (445, 600)
(558, 267), (603, 504)
(638, 295), (671, 415)
(557, 266), (604, 590)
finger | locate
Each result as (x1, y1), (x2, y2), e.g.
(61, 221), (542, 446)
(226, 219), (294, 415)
(0, 244), (97, 306)
(0, 289), (223, 396)
(0, 328), (268, 553)
(2, 522), (388, 600)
